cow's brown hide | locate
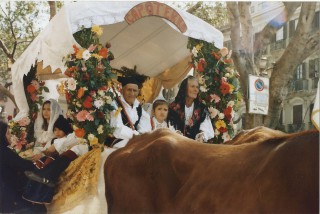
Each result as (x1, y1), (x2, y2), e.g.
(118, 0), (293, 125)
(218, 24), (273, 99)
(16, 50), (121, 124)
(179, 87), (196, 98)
(105, 128), (319, 213)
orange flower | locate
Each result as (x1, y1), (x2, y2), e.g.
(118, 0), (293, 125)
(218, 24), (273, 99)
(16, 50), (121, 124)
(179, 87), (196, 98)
(99, 48), (108, 58)
(73, 45), (79, 54)
(212, 51), (221, 60)
(224, 58), (233, 64)
(220, 82), (231, 95)
(27, 84), (36, 94)
(77, 87), (85, 98)
(75, 128), (85, 138)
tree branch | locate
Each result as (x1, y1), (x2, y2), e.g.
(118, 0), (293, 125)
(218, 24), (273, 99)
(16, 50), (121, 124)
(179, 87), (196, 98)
(186, 2), (203, 14)
(0, 84), (18, 110)
(238, 2), (253, 55)
(0, 39), (11, 57)
(226, 2), (241, 52)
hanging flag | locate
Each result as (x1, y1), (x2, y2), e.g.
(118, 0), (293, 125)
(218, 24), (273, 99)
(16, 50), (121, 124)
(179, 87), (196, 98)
(311, 80), (320, 131)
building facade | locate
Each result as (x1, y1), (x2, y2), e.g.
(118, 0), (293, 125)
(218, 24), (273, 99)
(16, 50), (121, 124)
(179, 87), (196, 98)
(222, 2), (320, 133)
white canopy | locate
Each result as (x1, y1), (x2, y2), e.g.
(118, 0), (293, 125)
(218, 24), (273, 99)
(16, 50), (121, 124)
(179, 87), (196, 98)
(11, 1), (223, 119)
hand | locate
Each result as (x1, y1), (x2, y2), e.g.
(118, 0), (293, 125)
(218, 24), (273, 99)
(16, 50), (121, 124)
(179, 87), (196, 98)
(195, 132), (206, 143)
(175, 130), (183, 135)
(31, 154), (43, 161)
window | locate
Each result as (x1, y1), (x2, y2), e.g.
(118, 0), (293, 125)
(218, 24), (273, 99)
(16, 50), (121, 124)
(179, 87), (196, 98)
(309, 58), (319, 78)
(296, 64), (303, 79)
(276, 27), (283, 41)
(289, 19), (297, 37)
(312, 11), (320, 30)
(293, 104), (302, 125)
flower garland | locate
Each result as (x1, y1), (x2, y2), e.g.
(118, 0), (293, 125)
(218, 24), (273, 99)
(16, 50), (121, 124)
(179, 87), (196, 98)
(8, 64), (49, 153)
(188, 39), (242, 143)
(63, 25), (116, 147)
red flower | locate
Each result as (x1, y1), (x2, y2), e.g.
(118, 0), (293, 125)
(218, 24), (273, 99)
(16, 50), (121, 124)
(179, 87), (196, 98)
(99, 48), (109, 58)
(212, 51), (221, 60)
(97, 111), (104, 119)
(83, 96), (93, 109)
(220, 82), (231, 95)
(224, 106), (232, 116)
(27, 84), (36, 94)
(7, 115), (12, 121)
(65, 91), (71, 103)
(219, 127), (228, 133)
(197, 58), (206, 72)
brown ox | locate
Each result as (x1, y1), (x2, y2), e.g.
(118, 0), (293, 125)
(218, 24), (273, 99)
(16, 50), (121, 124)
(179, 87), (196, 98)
(104, 128), (319, 213)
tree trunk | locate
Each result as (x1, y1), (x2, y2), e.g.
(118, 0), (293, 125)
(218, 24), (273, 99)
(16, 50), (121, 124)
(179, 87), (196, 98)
(48, 1), (57, 20)
(0, 84), (18, 111)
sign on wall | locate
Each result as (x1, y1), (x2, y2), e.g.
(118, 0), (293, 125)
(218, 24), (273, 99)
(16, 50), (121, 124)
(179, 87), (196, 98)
(248, 75), (269, 115)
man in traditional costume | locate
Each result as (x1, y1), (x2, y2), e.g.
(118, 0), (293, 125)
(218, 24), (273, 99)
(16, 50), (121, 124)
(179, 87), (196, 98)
(107, 74), (152, 148)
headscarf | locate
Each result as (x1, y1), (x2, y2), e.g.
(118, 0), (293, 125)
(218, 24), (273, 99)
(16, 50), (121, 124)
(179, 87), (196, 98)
(168, 76), (207, 139)
(34, 99), (63, 145)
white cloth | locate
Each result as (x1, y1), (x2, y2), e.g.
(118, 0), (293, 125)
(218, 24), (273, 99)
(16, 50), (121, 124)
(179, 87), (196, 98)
(184, 103), (214, 142)
(311, 79), (320, 131)
(32, 99), (63, 154)
(151, 117), (175, 131)
(110, 96), (151, 140)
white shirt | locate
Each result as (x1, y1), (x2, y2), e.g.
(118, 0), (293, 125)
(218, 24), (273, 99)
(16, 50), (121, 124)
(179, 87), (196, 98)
(184, 103), (215, 141)
(53, 133), (89, 156)
(152, 117), (175, 131)
(110, 96), (152, 140)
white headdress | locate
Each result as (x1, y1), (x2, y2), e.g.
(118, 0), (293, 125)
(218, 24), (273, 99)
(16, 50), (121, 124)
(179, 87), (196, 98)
(34, 99), (63, 145)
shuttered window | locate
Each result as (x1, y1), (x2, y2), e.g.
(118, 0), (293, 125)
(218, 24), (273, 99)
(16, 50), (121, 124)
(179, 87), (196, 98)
(312, 11), (320, 30)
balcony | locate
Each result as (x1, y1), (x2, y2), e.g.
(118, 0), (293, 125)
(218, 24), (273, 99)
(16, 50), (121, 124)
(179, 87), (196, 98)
(288, 79), (308, 92)
(270, 40), (285, 51)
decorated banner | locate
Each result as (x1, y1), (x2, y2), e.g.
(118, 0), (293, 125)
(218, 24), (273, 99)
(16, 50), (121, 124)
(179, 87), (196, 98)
(248, 75), (269, 115)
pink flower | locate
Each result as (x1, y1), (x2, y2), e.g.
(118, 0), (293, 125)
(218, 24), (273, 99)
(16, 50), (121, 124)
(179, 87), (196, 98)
(86, 113), (94, 121)
(76, 110), (90, 122)
(219, 47), (229, 57)
(88, 44), (97, 52)
(30, 93), (37, 101)
(210, 94), (221, 103)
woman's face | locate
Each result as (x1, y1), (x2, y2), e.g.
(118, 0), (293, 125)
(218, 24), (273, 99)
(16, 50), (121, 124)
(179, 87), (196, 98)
(186, 79), (199, 100)
(42, 103), (51, 121)
(153, 104), (169, 123)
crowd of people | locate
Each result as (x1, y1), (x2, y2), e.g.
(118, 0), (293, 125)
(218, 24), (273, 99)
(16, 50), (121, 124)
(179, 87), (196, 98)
(0, 75), (215, 213)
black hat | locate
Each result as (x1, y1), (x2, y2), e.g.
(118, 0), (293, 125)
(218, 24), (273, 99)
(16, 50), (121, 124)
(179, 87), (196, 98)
(53, 115), (73, 135)
(116, 66), (148, 89)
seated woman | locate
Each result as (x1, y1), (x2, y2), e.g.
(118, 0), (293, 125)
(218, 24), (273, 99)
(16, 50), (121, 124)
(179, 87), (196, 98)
(23, 115), (89, 204)
(168, 75), (214, 142)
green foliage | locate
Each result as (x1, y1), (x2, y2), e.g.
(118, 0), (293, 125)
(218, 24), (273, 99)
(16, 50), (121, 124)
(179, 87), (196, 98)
(188, 38), (242, 144)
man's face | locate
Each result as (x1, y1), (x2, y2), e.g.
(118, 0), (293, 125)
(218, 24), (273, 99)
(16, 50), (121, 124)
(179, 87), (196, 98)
(121, 83), (139, 106)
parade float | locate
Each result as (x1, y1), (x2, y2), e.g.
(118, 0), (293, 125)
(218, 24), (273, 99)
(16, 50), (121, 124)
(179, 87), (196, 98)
(9, 1), (242, 213)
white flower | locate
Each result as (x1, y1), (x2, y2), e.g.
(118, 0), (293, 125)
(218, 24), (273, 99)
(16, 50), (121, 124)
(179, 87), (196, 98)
(94, 99), (104, 109)
(82, 50), (91, 60)
(214, 129), (220, 136)
(227, 101), (235, 107)
(88, 133), (95, 141)
(192, 47), (198, 57)
(218, 113), (225, 119)
(105, 96), (112, 104)
(225, 73), (230, 78)
(97, 125), (103, 134)
(222, 132), (231, 142)
(67, 78), (77, 91)
(98, 90), (105, 97)
(198, 75), (205, 84)
(200, 86), (208, 92)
